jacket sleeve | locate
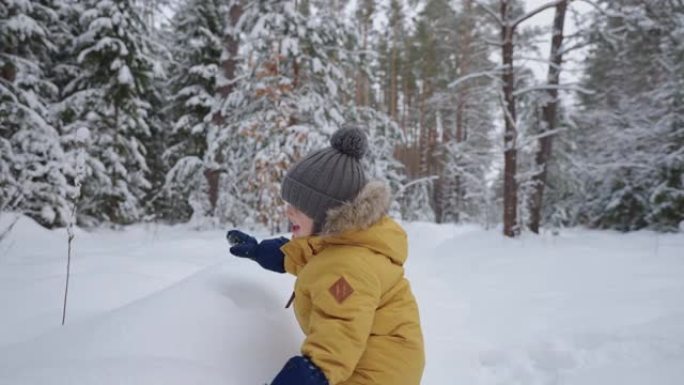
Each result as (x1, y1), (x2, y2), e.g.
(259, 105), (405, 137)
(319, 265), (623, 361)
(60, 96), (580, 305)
(300, 261), (381, 384)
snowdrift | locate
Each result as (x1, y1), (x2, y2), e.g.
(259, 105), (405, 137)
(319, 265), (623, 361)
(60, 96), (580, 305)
(0, 263), (301, 385)
(2, 216), (684, 384)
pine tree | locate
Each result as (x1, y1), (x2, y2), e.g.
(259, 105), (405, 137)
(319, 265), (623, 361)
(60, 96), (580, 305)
(59, 0), (160, 225)
(160, 0), (227, 223)
(209, 0), (357, 231)
(353, 0), (374, 107)
(440, 0), (497, 224)
(348, 106), (406, 199)
(644, 2), (684, 230)
(413, 0), (457, 222)
(469, 0), (568, 236)
(0, 0), (74, 227)
(527, 0), (569, 233)
(574, 0), (684, 231)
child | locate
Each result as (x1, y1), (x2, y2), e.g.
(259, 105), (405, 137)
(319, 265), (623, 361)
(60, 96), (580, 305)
(228, 127), (424, 385)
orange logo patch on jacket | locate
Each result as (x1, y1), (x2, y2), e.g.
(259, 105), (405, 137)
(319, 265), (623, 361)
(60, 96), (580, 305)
(329, 276), (354, 304)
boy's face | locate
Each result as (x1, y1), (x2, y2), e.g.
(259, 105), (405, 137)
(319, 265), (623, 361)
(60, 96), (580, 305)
(285, 204), (314, 238)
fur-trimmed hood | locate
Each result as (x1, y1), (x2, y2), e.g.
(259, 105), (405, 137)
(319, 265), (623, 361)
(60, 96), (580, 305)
(320, 180), (408, 267)
(321, 180), (392, 235)
(282, 180), (408, 271)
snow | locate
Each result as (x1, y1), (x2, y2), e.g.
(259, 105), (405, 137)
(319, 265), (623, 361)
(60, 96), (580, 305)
(77, 37), (130, 64)
(39, 206), (55, 224)
(6, 14), (45, 40)
(75, 126), (91, 143)
(1, 216), (683, 384)
(118, 65), (133, 85)
(280, 37), (299, 57)
(187, 64), (218, 80)
(312, 57), (324, 73)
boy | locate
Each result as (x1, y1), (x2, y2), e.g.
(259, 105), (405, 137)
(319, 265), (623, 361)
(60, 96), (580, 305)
(228, 127), (424, 385)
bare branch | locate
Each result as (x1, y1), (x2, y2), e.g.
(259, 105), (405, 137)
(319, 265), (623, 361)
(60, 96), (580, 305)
(513, 83), (594, 97)
(396, 176), (440, 197)
(0, 214), (20, 244)
(473, 0), (503, 26)
(62, 147), (85, 326)
(514, 55), (564, 71)
(448, 66), (504, 88)
(496, 89), (520, 137)
(483, 38), (504, 46)
(557, 41), (592, 55)
(518, 127), (567, 148)
(512, 0), (571, 29)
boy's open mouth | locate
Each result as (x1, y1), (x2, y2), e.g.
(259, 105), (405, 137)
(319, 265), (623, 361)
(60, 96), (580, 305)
(292, 224), (301, 232)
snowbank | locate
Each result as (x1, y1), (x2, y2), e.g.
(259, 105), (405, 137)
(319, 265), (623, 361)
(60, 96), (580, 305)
(0, 264), (300, 385)
(1, 217), (683, 384)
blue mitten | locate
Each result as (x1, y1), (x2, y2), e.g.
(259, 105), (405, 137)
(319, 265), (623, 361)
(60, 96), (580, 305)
(227, 230), (288, 273)
(271, 356), (329, 385)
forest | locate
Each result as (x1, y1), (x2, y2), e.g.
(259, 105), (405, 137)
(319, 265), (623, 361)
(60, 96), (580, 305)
(1, 0), (683, 236)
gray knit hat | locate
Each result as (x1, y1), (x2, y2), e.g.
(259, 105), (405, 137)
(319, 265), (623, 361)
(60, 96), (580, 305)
(281, 127), (368, 233)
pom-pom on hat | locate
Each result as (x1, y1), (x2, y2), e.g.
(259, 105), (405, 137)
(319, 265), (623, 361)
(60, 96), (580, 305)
(281, 127), (368, 233)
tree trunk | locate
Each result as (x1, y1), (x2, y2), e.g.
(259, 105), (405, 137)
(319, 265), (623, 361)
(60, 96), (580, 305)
(418, 88), (424, 176)
(501, 1), (518, 237)
(401, 70), (410, 133)
(214, 2), (243, 108)
(356, 19), (370, 106)
(1, 62), (16, 82)
(456, 0), (473, 144)
(433, 109), (446, 223)
(207, 1), (242, 215)
(452, 0), (474, 223)
(529, 0), (568, 233)
(389, 45), (399, 120)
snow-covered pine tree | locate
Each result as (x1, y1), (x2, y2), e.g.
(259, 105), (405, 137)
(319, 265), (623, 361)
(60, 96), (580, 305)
(122, 1), (177, 224)
(347, 106), (406, 216)
(536, 115), (585, 230)
(372, 0), (438, 222)
(575, 0), (684, 232)
(0, 0), (75, 227)
(58, 0), (160, 225)
(644, 4), (684, 230)
(340, 1), (409, 217)
(49, 0), (82, 95)
(525, 0), (570, 234)
(440, 0), (497, 224)
(410, 0), (460, 223)
(516, 81), (553, 231)
(160, 0), (227, 223)
(209, 0), (356, 231)
(132, 0), (173, 27)
(352, 0), (374, 108)
(486, 0), (566, 236)
(441, 119), (495, 224)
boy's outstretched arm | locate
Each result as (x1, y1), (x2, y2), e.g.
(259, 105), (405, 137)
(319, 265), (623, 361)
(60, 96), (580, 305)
(227, 229), (289, 273)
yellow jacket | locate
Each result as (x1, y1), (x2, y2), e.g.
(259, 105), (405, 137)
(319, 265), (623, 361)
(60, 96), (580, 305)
(282, 181), (425, 385)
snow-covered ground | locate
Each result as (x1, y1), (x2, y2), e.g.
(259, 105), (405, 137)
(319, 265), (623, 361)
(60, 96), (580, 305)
(1, 215), (683, 385)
